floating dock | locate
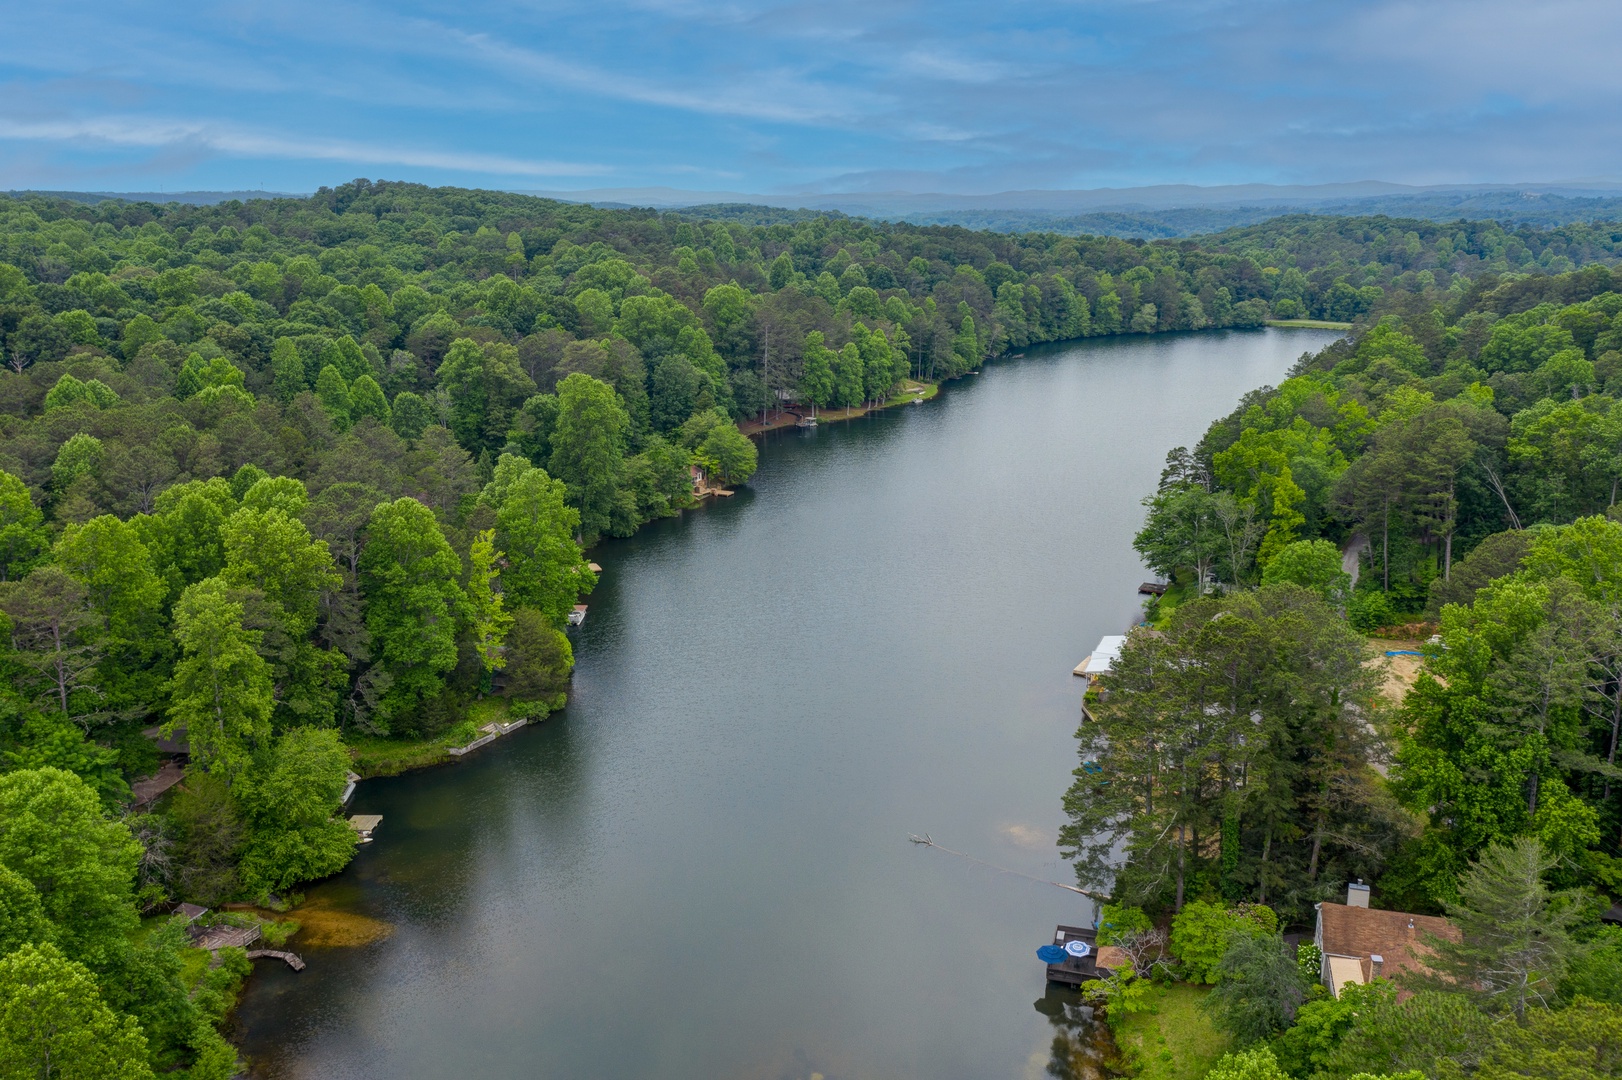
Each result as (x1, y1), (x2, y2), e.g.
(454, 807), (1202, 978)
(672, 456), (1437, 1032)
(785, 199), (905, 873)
(1045, 925), (1103, 985)
(348, 814), (383, 842)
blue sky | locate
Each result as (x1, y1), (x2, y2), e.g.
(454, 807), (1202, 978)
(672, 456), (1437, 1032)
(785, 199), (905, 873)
(2, 0), (1619, 196)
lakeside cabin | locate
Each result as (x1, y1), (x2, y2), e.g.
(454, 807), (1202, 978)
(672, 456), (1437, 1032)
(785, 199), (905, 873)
(133, 724), (192, 807)
(1314, 881), (1458, 997)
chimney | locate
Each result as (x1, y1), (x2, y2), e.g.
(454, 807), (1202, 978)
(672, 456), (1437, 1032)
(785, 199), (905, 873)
(1370, 953), (1384, 979)
(1347, 880), (1370, 908)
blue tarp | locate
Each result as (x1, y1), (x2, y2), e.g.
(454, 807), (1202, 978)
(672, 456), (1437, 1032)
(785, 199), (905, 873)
(1037, 944), (1067, 964)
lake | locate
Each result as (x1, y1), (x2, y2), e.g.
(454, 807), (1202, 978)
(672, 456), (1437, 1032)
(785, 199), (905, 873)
(234, 328), (1340, 1080)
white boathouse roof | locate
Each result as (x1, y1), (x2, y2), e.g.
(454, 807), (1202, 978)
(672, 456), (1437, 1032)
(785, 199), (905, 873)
(1074, 635), (1127, 678)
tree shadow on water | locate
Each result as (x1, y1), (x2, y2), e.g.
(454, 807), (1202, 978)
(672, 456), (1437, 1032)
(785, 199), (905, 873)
(1033, 984), (1125, 1080)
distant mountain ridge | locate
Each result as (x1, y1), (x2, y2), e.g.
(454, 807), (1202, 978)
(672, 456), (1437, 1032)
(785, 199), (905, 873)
(6, 189), (298, 206)
(529, 180), (1622, 212)
(535, 182), (1622, 237)
(11, 182), (1622, 239)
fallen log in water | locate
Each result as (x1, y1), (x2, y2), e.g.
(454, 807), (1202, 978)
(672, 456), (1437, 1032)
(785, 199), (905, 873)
(907, 834), (1109, 900)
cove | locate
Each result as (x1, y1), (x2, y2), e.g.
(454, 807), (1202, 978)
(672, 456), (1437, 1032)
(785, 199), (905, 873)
(234, 328), (1340, 1080)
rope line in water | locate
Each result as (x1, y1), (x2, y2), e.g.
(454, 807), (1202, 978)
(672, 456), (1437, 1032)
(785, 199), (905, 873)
(907, 833), (1110, 900)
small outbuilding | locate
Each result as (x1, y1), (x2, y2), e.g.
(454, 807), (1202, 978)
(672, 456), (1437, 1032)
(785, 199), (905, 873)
(174, 903), (208, 924)
(1314, 881), (1457, 997)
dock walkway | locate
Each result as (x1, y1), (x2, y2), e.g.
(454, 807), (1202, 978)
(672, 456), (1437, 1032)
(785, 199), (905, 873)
(247, 949), (306, 971)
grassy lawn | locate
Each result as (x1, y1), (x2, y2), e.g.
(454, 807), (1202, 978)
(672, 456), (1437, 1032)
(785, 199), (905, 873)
(346, 734), (448, 778)
(1111, 983), (1232, 1080)
(823, 381), (943, 419)
(347, 698), (522, 776)
(890, 379), (939, 403)
(465, 697), (512, 726)
(1147, 574), (1199, 628)
(1265, 318), (1353, 330)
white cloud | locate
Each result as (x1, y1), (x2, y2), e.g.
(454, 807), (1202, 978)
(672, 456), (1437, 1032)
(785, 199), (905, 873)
(446, 28), (879, 125)
(0, 116), (609, 177)
(897, 50), (1009, 85)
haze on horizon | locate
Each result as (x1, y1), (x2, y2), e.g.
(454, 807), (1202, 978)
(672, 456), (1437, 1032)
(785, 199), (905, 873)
(3, 0), (1620, 198)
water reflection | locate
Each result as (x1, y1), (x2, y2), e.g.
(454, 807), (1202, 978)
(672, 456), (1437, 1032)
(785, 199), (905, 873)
(346, 713), (595, 927)
(1033, 986), (1119, 1080)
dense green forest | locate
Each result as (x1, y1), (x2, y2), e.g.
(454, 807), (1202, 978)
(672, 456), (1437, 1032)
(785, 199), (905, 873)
(1062, 262), (1622, 1079)
(1, 180), (1621, 1075)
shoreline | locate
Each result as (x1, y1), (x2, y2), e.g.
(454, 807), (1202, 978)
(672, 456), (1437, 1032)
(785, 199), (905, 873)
(738, 379), (941, 436)
(736, 323), (1352, 440)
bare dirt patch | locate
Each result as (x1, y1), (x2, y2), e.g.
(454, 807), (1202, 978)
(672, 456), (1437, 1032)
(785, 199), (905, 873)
(1365, 637), (1428, 704)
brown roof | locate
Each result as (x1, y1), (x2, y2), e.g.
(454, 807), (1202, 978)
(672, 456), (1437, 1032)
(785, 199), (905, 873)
(1318, 902), (1458, 983)
(1094, 945), (1128, 971)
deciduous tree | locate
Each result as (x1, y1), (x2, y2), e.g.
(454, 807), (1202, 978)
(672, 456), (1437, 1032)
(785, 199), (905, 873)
(0, 942), (153, 1080)
(167, 579), (273, 779)
(358, 498), (467, 726)
(548, 373), (628, 543)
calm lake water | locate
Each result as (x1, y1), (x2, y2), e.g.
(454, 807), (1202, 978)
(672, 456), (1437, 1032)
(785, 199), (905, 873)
(235, 328), (1339, 1080)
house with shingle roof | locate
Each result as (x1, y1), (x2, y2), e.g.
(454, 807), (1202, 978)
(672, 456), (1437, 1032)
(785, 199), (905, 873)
(1314, 881), (1457, 997)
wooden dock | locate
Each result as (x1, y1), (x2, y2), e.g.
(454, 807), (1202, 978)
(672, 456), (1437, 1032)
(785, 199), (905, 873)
(247, 949), (305, 971)
(191, 923), (262, 951)
(1045, 925), (1103, 986)
(348, 814), (383, 841)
